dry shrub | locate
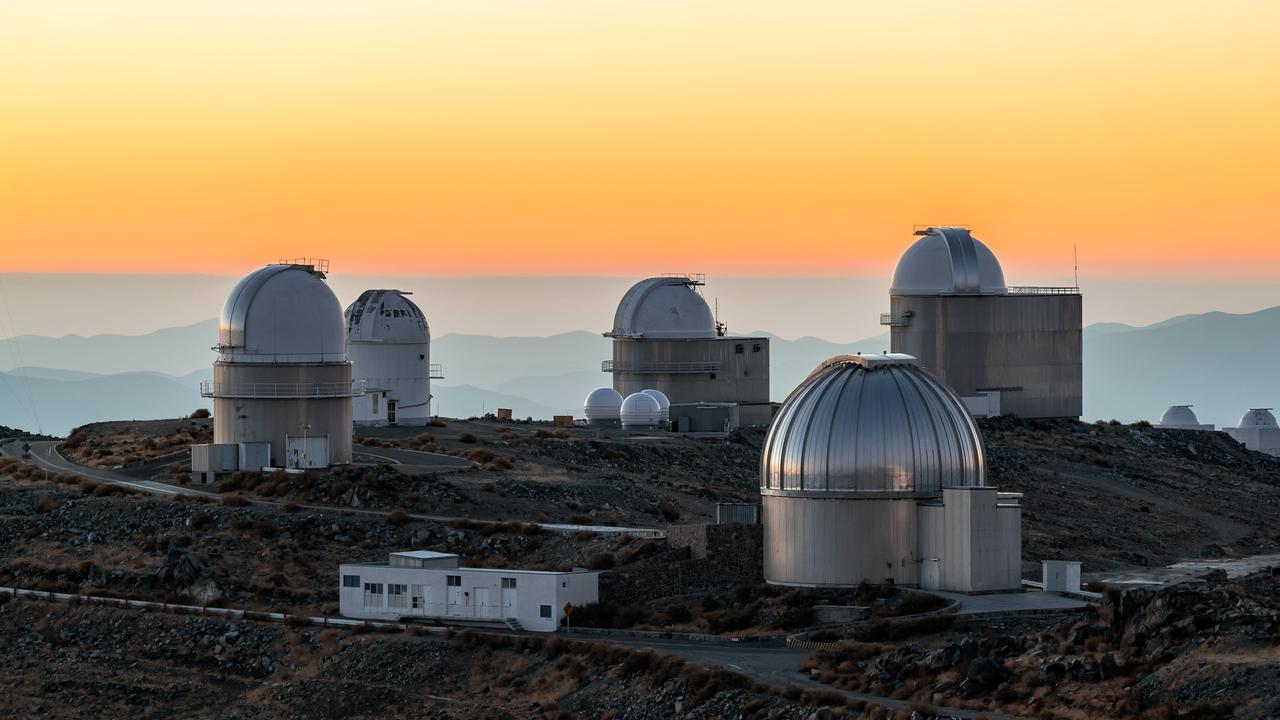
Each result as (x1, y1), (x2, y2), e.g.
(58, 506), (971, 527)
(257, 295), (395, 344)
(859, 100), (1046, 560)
(189, 408), (211, 419)
(386, 509), (411, 526)
(458, 432), (478, 444)
(481, 481), (496, 492)
(281, 502), (300, 513)
(35, 494), (61, 514)
(189, 510), (212, 530)
(250, 520), (280, 539)
(220, 493), (249, 507)
(586, 552), (615, 570)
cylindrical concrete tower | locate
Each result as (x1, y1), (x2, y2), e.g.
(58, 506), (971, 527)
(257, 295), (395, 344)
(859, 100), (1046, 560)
(346, 289), (434, 427)
(203, 262), (357, 468)
(761, 354), (985, 587)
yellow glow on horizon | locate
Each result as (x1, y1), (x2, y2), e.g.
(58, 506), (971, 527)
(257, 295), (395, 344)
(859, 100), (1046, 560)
(2, 1), (1279, 278)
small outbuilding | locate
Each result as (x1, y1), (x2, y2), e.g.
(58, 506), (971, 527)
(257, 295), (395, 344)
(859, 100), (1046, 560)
(1224, 408), (1280, 456)
(339, 551), (598, 632)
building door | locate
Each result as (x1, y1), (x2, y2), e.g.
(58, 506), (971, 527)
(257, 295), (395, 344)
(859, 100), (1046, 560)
(474, 587), (492, 618)
(285, 435), (329, 469)
(387, 400), (397, 425)
(920, 559), (941, 591)
(501, 578), (518, 618)
(447, 580), (464, 616)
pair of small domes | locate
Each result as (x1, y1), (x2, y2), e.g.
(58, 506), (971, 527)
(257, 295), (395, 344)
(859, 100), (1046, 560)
(584, 387), (669, 426)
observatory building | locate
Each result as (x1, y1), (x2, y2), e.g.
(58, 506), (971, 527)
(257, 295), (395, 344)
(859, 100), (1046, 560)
(199, 260), (359, 470)
(760, 354), (1022, 592)
(1224, 408), (1280, 456)
(603, 276), (772, 427)
(883, 227), (1082, 419)
(1157, 405), (1214, 431)
(346, 289), (442, 427)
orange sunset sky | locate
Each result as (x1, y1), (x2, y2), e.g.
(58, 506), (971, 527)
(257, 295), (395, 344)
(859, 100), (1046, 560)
(2, 1), (1279, 278)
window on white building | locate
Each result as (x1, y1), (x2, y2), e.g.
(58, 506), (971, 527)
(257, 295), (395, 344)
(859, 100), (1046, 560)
(363, 582), (384, 608)
(372, 394), (379, 414)
(411, 584), (425, 610)
(447, 575), (461, 587)
(501, 578), (517, 589)
(342, 574), (360, 588)
(388, 583), (408, 609)
(540, 605), (552, 618)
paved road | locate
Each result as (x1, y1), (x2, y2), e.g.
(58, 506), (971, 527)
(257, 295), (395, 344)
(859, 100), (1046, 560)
(4, 440), (213, 497)
(354, 445), (472, 473)
(1, 439), (660, 537)
(931, 589), (1089, 616)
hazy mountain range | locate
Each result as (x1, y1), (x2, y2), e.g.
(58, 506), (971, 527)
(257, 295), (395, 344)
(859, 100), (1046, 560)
(2, 306), (1278, 435)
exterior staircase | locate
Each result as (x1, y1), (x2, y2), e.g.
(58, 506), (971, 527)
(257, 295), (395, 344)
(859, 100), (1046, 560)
(504, 618), (524, 632)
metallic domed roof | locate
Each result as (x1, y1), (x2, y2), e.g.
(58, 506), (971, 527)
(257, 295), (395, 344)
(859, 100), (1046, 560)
(641, 388), (671, 420)
(218, 264), (347, 363)
(761, 354), (985, 494)
(607, 277), (716, 339)
(584, 387), (624, 420)
(621, 392), (663, 427)
(346, 290), (430, 345)
(1237, 408), (1278, 429)
(890, 227), (1007, 296)
(1159, 405), (1202, 428)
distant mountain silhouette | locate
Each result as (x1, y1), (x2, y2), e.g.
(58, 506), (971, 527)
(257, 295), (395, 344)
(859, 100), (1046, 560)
(4, 306), (1279, 434)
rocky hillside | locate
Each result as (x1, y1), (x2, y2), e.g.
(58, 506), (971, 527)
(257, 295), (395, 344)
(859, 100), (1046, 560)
(981, 418), (1280, 573)
(805, 568), (1280, 719)
(0, 598), (851, 719)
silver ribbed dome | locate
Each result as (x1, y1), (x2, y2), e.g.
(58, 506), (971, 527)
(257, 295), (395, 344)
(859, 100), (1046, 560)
(761, 354), (984, 494)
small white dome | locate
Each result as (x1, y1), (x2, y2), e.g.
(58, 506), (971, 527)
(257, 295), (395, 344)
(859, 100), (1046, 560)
(641, 388), (671, 421)
(1158, 405), (1201, 428)
(346, 290), (430, 345)
(584, 387), (624, 422)
(621, 392), (663, 428)
(1238, 408), (1278, 429)
(218, 264), (347, 363)
(890, 227), (1007, 296)
(607, 277), (716, 339)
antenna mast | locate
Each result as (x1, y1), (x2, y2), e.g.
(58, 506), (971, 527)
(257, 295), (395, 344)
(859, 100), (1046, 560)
(1073, 245), (1079, 289)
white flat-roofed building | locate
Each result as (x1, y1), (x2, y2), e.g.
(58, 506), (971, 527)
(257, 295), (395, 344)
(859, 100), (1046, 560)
(339, 551), (599, 632)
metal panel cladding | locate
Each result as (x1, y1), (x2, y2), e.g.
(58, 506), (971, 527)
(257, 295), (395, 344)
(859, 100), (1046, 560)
(760, 355), (985, 494)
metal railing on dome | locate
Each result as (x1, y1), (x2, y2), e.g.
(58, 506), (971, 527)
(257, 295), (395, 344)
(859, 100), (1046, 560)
(200, 380), (366, 399)
(601, 360), (722, 374)
(277, 257), (330, 273)
(657, 272), (706, 285)
(1006, 286), (1080, 295)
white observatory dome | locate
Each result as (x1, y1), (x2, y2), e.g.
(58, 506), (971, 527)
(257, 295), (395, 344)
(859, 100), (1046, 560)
(761, 354), (984, 493)
(607, 277), (716, 339)
(640, 388), (671, 421)
(621, 392), (663, 429)
(890, 227), (1007, 296)
(346, 290), (430, 344)
(1159, 405), (1202, 429)
(584, 387), (624, 424)
(218, 263), (347, 363)
(1237, 408), (1278, 429)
